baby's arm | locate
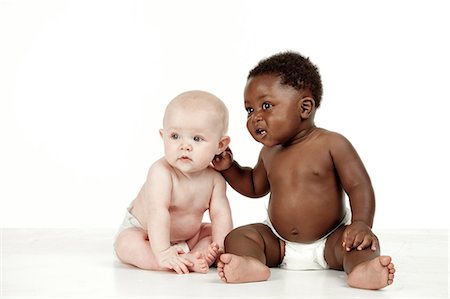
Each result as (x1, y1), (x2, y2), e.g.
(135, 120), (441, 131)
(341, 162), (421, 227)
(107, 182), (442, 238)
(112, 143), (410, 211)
(212, 147), (270, 198)
(145, 163), (193, 273)
(208, 173), (233, 250)
(330, 134), (378, 251)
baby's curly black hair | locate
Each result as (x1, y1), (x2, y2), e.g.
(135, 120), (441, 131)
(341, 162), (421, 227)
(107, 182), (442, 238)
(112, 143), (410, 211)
(248, 51), (323, 108)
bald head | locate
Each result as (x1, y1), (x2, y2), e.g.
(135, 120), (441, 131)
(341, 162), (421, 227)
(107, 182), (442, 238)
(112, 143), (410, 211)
(163, 90), (229, 135)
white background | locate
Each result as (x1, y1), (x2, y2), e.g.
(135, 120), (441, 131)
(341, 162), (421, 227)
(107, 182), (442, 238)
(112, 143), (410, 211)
(1, 0), (449, 229)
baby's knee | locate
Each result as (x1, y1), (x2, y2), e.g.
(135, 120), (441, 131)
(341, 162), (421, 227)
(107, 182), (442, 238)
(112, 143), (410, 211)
(114, 229), (145, 257)
(225, 225), (261, 246)
(113, 237), (129, 263)
(114, 232), (132, 256)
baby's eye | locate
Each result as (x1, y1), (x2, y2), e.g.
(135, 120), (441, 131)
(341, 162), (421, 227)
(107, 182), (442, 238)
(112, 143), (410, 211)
(262, 102), (272, 110)
(170, 133), (179, 140)
(193, 136), (203, 142)
(245, 107), (254, 115)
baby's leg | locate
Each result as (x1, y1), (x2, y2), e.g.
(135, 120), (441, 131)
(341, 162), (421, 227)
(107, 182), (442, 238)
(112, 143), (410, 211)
(114, 227), (161, 270)
(217, 223), (282, 283)
(325, 226), (395, 290)
(183, 223), (219, 273)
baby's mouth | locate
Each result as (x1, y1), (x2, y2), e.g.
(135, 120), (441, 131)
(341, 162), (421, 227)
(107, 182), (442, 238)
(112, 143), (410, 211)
(178, 156), (192, 161)
(256, 128), (267, 136)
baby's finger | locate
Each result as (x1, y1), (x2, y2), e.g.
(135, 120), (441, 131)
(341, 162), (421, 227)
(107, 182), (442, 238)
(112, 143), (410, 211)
(170, 262), (183, 274)
(180, 257), (194, 267)
(341, 228), (349, 247)
(175, 254), (193, 267)
(370, 236), (378, 251)
(215, 151), (227, 161)
(173, 259), (190, 274)
(179, 261), (190, 274)
(343, 230), (356, 251)
(352, 233), (365, 250)
(356, 235), (373, 250)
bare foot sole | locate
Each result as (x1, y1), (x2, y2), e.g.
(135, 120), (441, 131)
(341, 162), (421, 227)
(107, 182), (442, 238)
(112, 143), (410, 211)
(217, 253), (270, 283)
(182, 252), (209, 273)
(347, 256), (395, 290)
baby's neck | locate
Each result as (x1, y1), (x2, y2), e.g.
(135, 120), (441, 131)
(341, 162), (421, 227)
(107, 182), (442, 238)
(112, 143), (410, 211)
(282, 125), (317, 147)
(174, 166), (208, 180)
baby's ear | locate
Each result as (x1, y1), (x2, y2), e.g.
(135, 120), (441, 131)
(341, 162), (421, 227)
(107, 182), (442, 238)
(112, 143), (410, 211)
(216, 136), (231, 155)
(159, 129), (164, 139)
(298, 97), (316, 119)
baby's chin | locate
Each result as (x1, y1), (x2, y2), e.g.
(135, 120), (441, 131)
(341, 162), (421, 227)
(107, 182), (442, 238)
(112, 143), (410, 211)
(251, 135), (277, 147)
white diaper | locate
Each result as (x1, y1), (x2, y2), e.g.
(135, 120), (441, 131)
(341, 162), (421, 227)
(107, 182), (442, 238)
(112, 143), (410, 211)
(116, 205), (145, 234)
(114, 205), (190, 254)
(264, 209), (351, 270)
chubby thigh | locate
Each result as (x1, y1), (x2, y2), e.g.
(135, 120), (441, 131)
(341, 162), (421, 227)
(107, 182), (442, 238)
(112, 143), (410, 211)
(114, 227), (161, 270)
(224, 223), (284, 267)
(113, 207), (166, 269)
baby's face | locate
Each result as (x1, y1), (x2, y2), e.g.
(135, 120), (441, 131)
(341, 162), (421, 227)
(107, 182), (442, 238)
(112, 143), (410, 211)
(161, 107), (224, 174)
(244, 74), (303, 146)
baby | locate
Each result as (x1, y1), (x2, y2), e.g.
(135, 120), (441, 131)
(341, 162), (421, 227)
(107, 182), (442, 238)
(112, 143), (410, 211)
(213, 52), (395, 289)
(114, 90), (233, 274)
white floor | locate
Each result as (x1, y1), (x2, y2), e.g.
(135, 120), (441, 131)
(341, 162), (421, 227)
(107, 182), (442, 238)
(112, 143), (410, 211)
(1, 228), (448, 298)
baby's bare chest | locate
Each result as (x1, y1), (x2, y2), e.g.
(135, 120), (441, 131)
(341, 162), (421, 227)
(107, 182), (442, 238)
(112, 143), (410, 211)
(170, 179), (213, 211)
(264, 145), (333, 180)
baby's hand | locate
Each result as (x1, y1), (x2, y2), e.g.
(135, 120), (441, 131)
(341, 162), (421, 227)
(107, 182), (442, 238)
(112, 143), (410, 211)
(342, 221), (378, 252)
(156, 245), (193, 274)
(212, 147), (233, 171)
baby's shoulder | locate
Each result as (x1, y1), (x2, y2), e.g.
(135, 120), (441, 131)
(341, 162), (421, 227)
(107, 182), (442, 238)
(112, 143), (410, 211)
(315, 128), (355, 153)
(315, 127), (340, 137)
(147, 158), (173, 176)
(315, 128), (349, 142)
(205, 165), (226, 181)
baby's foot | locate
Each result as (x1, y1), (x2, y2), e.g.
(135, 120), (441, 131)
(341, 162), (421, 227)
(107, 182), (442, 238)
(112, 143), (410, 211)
(204, 242), (220, 266)
(217, 253), (270, 283)
(347, 256), (395, 290)
(181, 252), (209, 274)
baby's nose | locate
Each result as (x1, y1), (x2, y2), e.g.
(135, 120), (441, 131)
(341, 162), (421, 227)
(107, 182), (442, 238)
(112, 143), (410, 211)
(253, 110), (263, 122)
(253, 115), (263, 125)
(180, 142), (192, 151)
